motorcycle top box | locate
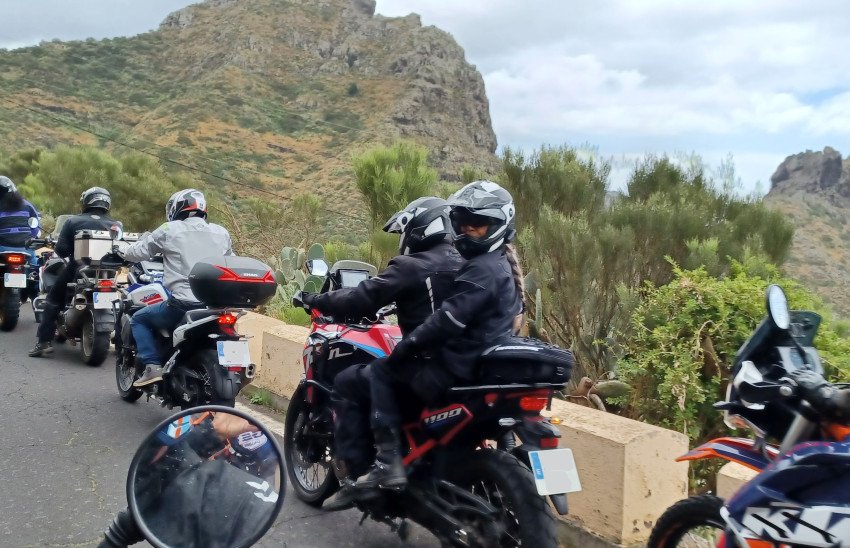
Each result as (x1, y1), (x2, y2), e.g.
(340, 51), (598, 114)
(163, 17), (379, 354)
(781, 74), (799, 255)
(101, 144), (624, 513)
(189, 256), (276, 308)
(73, 230), (117, 266)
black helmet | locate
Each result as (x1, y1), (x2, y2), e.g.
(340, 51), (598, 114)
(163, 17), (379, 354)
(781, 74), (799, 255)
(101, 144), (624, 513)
(447, 180), (516, 259)
(382, 196), (450, 255)
(0, 176), (16, 197)
(80, 187), (111, 212)
(166, 188), (208, 222)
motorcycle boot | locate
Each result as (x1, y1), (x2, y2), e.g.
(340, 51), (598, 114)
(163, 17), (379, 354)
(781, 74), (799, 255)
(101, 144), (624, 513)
(133, 365), (164, 387)
(323, 460), (358, 511)
(355, 427), (407, 491)
(28, 340), (53, 357)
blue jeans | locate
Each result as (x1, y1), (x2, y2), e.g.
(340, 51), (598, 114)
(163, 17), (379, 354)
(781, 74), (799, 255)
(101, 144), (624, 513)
(131, 301), (186, 365)
(0, 245), (37, 267)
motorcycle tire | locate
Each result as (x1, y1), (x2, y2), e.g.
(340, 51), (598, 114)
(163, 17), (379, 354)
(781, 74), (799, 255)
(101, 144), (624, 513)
(447, 449), (558, 548)
(647, 495), (725, 548)
(115, 348), (142, 403)
(185, 349), (236, 408)
(284, 383), (339, 506)
(0, 288), (21, 332)
(81, 316), (110, 366)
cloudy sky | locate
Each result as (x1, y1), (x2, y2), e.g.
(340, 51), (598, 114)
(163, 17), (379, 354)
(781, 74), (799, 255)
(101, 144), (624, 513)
(3, 0), (849, 194)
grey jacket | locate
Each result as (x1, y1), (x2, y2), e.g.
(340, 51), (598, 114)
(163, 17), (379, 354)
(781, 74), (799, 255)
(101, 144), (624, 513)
(124, 217), (233, 302)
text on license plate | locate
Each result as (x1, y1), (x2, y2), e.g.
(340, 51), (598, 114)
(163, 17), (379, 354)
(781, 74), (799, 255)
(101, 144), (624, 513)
(217, 340), (251, 366)
(93, 292), (119, 309)
(3, 273), (26, 288)
(529, 448), (582, 495)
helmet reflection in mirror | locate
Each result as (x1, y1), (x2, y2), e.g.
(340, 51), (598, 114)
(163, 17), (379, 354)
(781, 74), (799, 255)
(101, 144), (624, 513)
(447, 180), (516, 259)
(80, 187), (112, 213)
(166, 188), (208, 222)
(382, 196), (451, 255)
(128, 406), (285, 548)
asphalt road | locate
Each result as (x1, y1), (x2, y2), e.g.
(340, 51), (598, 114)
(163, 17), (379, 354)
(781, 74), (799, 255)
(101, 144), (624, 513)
(0, 311), (437, 547)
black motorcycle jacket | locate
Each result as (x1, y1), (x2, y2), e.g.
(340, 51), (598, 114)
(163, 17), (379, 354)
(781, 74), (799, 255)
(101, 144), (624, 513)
(54, 210), (123, 260)
(404, 249), (522, 380)
(311, 241), (463, 336)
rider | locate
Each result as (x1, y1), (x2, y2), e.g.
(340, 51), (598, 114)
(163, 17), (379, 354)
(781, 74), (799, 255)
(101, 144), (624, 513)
(0, 176), (40, 264)
(123, 189), (233, 387)
(29, 187), (120, 357)
(356, 181), (524, 491)
(298, 196), (463, 508)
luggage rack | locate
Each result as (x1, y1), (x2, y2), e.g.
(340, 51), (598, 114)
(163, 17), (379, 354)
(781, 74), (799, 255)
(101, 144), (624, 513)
(448, 382), (567, 393)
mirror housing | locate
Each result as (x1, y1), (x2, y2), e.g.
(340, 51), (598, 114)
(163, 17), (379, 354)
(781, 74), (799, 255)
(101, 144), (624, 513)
(126, 405), (285, 548)
(766, 284), (790, 331)
(28, 217), (39, 229)
(306, 258), (329, 277)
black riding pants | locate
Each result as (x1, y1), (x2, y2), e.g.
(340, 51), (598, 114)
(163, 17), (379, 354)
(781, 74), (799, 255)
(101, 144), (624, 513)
(37, 263), (75, 342)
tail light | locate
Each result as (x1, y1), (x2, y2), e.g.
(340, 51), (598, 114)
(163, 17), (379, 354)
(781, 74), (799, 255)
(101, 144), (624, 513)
(540, 437), (559, 449)
(519, 396), (549, 412)
(218, 313), (238, 326)
(98, 279), (115, 290)
(4, 254), (25, 265)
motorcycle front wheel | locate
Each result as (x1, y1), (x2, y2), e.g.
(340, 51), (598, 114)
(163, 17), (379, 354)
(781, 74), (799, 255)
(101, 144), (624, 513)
(0, 287), (21, 331)
(284, 383), (338, 506)
(647, 495), (726, 548)
(448, 449), (558, 548)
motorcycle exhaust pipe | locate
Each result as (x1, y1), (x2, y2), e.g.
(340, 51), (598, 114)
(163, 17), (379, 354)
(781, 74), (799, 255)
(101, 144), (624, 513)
(245, 363), (256, 379)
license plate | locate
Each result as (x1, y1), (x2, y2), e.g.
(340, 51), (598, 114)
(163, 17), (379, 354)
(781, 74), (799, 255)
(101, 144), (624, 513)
(93, 292), (119, 309)
(217, 340), (251, 366)
(3, 273), (26, 288)
(529, 448), (582, 495)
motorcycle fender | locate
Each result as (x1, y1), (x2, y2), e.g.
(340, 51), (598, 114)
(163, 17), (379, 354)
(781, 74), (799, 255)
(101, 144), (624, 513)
(549, 494), (569, 516)
(93, 309), (115, 334)
(677, 437), (778, 472)
(213, 369), (243, 401)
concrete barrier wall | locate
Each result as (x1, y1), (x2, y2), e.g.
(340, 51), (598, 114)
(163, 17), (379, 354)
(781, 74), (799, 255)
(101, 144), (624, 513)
(717, 462), (758, 499)
(238, 312), (693, 546)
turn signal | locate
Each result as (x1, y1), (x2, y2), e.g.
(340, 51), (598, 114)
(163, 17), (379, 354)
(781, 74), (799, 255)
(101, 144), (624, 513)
(5, 254), (25, 265)
(519, 396), (548, 412)
(218, 313), (238, 325)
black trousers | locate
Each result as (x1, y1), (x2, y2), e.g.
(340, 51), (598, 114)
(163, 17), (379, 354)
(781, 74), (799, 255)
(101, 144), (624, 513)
(37, 263), (75, 342)
(331, 362), (375, 475)
(370, 354), (455, 430)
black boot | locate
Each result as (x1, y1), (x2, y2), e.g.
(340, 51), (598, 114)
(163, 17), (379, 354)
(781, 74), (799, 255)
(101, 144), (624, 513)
(323, 460), (358, 511)
(28, 340), (53, 357)
(355, 427), (407, 491)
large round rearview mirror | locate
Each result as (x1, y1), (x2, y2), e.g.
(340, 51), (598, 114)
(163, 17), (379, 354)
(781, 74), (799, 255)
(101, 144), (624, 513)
(766, 284), (790, 331)
(306, 258), (329, 277)
(127, 405), (285, 548)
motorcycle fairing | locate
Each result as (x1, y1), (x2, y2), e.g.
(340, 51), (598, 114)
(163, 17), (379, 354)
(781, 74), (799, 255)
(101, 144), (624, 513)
(677, 437), (778, 472)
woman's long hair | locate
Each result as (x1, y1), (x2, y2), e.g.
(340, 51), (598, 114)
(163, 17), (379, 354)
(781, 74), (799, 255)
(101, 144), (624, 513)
(0, 190), (24, 213)
(505, 243), (526, 334)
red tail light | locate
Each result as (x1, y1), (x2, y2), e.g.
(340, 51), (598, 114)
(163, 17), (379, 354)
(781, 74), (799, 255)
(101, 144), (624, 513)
(540, 437), (559, 449)
(519, 396), (548, 412)
(215, 266), (275, 283)
(218, 313), (238, 325)
(4, 254), (25, 265)
(98, 279), (115, 289)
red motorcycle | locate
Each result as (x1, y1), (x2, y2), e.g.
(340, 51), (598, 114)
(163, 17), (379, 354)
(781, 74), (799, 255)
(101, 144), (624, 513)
(284, 259), (579, 547)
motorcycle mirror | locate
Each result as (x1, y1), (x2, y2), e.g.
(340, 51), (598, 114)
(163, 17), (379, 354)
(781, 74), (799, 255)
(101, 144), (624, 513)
(109, 224), (123, 242)
(305, 259), (329, 277)
(126, 405), (285, 548)
(765, 284), (790, 330)
(28, 217), (39, 229)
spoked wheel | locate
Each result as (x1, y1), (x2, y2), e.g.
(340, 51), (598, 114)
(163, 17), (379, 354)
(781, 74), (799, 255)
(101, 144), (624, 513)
(115, 346), (142, 402)
(648, 495), (726, 548)
(448, 449), (558, 548)
(284, 383), (338, 506)
(81, 316), (109, 366)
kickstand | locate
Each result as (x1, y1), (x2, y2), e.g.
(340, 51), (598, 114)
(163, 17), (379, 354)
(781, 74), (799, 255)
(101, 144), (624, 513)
(359, 512), (368, 526)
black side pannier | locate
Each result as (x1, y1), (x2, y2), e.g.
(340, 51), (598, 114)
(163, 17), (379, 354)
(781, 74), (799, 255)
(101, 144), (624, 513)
(476, 336), (574, 385)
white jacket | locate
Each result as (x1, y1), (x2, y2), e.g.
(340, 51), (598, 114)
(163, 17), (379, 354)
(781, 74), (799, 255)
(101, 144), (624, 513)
(124, 217), (233, 302)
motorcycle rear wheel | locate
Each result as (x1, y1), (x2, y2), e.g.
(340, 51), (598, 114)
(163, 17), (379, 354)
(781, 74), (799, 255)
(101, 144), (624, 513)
(0, 288), (21, 331)
(448, 449), (558, 548)
(647, 495), (725, 548)
(115, 346), (142, 402)
(284, 383), (338, 506)
(81, 316), (109, 366)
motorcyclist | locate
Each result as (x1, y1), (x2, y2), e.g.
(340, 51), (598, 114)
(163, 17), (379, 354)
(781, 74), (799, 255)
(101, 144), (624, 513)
(356, 181), (524, 491)
(0, 176), (40, 267)
(298, 196), (464, 509)
(29, 187), (121, 357)
(123, 189), (233, 387)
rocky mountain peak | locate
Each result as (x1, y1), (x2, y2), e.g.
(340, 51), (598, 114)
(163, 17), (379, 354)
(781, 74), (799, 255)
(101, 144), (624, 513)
(769, 146), (850, 198)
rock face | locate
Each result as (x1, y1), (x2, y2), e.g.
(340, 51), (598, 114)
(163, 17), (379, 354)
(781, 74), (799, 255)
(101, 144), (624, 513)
(766, 147), (850, 317)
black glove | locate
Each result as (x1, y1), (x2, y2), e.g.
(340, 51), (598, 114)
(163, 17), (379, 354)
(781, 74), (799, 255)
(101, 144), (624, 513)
(292, 291), (315, 310)
(386, 336), (419, 366)
(301, 292), (318, 308)
(790, 369), (841, 418)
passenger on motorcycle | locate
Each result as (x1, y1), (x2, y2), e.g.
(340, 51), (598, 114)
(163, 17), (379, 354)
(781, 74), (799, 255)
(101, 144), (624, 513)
(123, 189), (233, 387)
(29, 187), (121, 357)
(0, 175), (40, 266)
(357, 180), (524, 491)
(298, 196), (464, 509)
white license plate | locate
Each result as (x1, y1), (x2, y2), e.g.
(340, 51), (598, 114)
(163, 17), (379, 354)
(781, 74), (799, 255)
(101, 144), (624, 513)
(3, 273), (26, 288)
(93, 292), (119, 309)
(217, 340), (251, 366)
(529, 448), (582, 495)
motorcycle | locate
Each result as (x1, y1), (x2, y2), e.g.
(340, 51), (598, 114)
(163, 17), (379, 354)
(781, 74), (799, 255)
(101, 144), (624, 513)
(649, 285), (850, 548)
(113, 254), (276, 409)
(0, 216), (39, 330)
(97, 404), (285, 548)
(27, 226), (129, 365)
(285, 258), (579, 547)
